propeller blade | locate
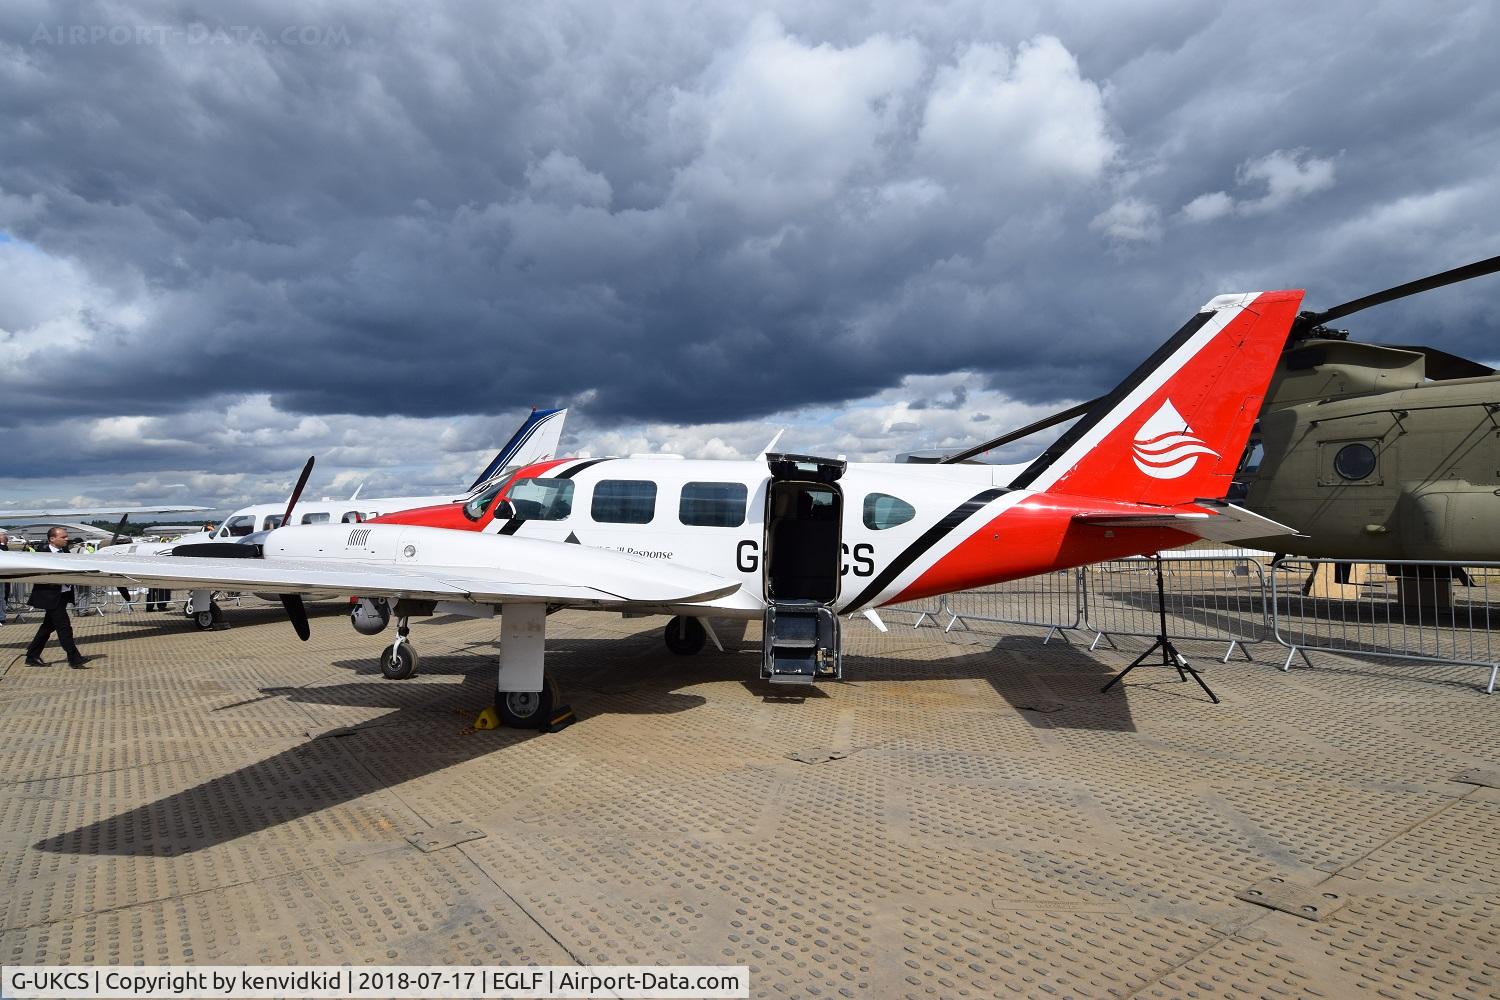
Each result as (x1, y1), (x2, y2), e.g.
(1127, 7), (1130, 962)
(278, 456), (315, 530)
(280, 593), (311, 642)
(939, 397), (1100, 464)
(1300, 254), (1500, 329)
(107, 511), (129, 547)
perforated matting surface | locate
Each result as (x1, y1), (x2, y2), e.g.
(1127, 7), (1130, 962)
(2, 598), (1496, 996)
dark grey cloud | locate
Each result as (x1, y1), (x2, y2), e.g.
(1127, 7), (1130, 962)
(1, 0), (1498, 491)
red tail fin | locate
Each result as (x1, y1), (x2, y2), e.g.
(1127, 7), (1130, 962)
(1012, 290), (1304, 506)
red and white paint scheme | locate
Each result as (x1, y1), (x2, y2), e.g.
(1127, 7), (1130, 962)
(1, 290), (1304, 728)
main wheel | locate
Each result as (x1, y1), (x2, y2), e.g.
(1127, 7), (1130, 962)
(664, 615), (707, 655)
(497, 675), (559, 729)
(194, 609), (214, 630)
(380, 643), (418, 680)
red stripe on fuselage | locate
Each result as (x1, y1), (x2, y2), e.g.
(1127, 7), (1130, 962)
(369, 458), (577, 532)
(888, 492), (1196, 605)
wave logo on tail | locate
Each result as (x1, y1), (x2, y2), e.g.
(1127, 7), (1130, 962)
(1132, 400), (1219, 480)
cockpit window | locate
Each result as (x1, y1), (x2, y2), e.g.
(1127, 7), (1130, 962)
(509, 478), (574, 520)
(463, 478), (511, 521)
(224, 515), (257, 537)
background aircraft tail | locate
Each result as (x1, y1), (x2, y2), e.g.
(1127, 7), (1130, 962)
(468, 408), (568, 490)
(1010, 291), (1304, 506)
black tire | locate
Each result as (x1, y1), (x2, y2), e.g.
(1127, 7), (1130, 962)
(496, 675), (559, 729)
(380, 643), (418, 680)
(193, 610), (214, 630)
(664, 615), (707, 656)
(209, 601), (224, 625)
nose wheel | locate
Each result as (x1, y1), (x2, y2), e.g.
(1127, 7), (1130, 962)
(380, 620), (418, 679)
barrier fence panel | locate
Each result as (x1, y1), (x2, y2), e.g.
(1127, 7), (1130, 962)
(941, 569), (1085, 642)
(878, 596), (948, 629)
(1270, 558), (1500, 694)
(1083, 554), (1269, 662)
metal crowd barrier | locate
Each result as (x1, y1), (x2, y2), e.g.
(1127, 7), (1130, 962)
(1084, 553), (1269, 662)
(1270, 558), (1499, 694)
(879, 596), (948, 629)
(941, 569), (1085, 643)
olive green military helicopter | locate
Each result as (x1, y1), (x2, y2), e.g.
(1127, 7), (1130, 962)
(943, 255), (1500, 563)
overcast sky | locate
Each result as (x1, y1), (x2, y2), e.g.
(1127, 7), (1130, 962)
(2, 1), (1497, 510)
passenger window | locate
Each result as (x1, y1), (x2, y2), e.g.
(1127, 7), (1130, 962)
(679, 482), (748, 527)
(341, 511), (362, 523)
(224, 515), (256, 537)
(863, 493), (915, 530)
(300, 512), (330, 525)
(592, 480), (657, 524)
(509, 478), (575, 520)
(263, 515), (284, 530)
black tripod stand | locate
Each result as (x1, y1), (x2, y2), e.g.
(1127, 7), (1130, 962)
(1100, 553), (1220, 704)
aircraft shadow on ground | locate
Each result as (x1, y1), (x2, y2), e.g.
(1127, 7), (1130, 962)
(0, 601), (350, 648)
(32, 637), (710, 857)
(33, 626), (1152, 858)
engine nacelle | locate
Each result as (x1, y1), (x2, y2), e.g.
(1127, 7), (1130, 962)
(350, 597), (391, 635)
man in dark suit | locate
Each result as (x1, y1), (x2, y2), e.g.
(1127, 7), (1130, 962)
(24, 527), (95, 668)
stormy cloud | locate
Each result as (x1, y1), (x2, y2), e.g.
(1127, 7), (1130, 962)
(1, 1), (1497, 505)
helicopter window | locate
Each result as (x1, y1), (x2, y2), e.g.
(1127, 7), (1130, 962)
(1239, 440), (1264, 474)
(1334, 443), (1377, 480)
(863, 493), (916, 530)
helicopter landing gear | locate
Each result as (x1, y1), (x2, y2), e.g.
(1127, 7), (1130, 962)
(380, 619), (418, 679)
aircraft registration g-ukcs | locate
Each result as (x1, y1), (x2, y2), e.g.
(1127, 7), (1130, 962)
(1, 291), (1304, 729)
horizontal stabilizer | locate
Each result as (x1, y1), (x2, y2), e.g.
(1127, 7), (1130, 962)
(1073, 501), (1297, 543)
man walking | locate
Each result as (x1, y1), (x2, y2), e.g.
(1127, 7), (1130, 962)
(24, 527), (95, 668)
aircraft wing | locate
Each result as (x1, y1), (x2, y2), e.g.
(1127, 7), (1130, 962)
(1072, 501), (1298, 543)
(0, 545), (739, 608)
(0, 504), (211, 518)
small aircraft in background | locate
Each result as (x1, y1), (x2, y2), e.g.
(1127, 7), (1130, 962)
(194, 407), (570, 541)
(2, 290), (1303, 728)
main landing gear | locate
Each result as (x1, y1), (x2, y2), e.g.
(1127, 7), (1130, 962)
(663, 615), (724, 656)
(664, 615), (706, 655)
(371, 602), (563, 730)
(379, 618), (419, 679)
(185, 590), (223, 630)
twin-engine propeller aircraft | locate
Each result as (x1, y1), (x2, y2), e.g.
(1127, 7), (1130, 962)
(0, 290), (1305, 728)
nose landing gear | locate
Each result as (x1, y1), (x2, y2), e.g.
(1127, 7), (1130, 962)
(380, 619), (418, 679)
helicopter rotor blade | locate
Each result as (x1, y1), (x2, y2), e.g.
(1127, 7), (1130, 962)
(939, 397), (1100, 464)
(1300, 254), (1500, 329)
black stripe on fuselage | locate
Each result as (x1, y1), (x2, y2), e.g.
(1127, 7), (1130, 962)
(1008, 310), (1215, 490)
(844, 488), (1008, 612)
(555, 457), (612, 480)
(496, 458), (613, 535)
